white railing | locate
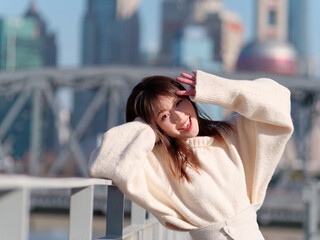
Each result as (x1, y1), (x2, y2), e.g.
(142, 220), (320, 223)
(303, 181), (320, 240)
(0, 174), (190, 240)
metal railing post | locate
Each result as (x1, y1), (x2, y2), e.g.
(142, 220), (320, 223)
(69, 185), (94, 240)
(0, 188), (30, 240)
(303, 181), (319, 240)
(98, 185), (124, 240)
(131, 202), (146, 240)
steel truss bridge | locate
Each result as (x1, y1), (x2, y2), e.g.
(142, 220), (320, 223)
(1, 65), (320, 226)
(0, 66), (191, 176)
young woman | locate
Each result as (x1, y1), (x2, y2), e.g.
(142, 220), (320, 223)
(88, 70), (293, 239)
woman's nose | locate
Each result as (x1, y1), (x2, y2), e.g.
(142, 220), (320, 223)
(172, 111), (184, 123)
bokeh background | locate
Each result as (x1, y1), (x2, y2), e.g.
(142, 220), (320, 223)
(1, 0), (320, 239)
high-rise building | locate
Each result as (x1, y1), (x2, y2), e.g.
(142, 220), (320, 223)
(24, 1), (57, 67)
(219, 11), (244, 72)
(160, 0), (193, 64)
(0, 1), (57, 71)
(202, 11), (243, 72)
(160, 0), (243, 72)
(81, 0), (140, 66)
(255, 0), (288, 42)
(0, 17), (43, 70)
(78, 0), (140, 160)
(288, 0), (310, 75)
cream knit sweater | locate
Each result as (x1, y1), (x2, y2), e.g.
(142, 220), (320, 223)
(88, 70), (294, 231)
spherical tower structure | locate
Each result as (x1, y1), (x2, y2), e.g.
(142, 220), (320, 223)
(236, 0), (299, 75)
(237, 41), (298, 75)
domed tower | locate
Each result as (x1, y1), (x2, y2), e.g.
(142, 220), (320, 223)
(237, 40), (298, 75)
(236, 0), (299, 75)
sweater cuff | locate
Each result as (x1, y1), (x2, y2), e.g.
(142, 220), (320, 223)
(191, 70), (240, 106)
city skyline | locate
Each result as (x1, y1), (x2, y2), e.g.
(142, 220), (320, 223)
(0, 0), (319, 76)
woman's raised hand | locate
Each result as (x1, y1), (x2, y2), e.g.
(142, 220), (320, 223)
(176, 71), (196, 96)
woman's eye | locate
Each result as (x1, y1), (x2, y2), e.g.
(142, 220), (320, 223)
(161, 114), (169, 121)
(176, 99), (183, 107)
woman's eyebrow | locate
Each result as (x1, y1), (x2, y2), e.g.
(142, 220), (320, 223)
(156, 97), (178, 118)
(157, 109), (166, 118)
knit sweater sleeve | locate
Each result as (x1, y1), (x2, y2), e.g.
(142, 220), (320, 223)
(88, 120), (156, 181)
(193, 70), (294, 204)
(88, 120), (194, 229)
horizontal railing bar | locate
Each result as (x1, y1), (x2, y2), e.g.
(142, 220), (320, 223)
(0, 175), (112, 190)
(122, 218), (159, 238)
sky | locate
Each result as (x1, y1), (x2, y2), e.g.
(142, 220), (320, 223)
(0, 0), (319, 76)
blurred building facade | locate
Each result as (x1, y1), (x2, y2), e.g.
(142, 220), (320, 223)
(0, 2), (57, 171)
(288, 0), (312, 75)
(288, 0), (307, 56)
(172, 25), (215, 69)
(255, 0), (288, 42)
(160, 0), (243, 72)
(0, 16), (47, 163)
(0, 1), (57, 71)
(81, 0), (140, 66)
(0, 17), (42, 70)
(24, 1), (57, 67)
(160, 0), (193, 65)
(78, 0), (141, 162)
(79, 0), (141, 162)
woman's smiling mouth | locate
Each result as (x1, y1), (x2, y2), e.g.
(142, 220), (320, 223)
(178, 117), (193, 131)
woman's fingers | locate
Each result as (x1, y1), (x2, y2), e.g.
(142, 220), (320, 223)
(176, 72), (196, 96)
(176, 77), (196, 86)
(175, 90), (196, 96)
(180, 72), (196, 81)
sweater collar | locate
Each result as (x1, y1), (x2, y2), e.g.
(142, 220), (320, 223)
(186, 136), (215, 148)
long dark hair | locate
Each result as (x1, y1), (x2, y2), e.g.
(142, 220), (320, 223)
(126, 75), (231, 182)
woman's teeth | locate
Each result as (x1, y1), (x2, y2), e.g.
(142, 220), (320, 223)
(179, 118), (190, 130)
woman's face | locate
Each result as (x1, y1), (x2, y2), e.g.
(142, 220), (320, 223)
(154, 95), (199, 140)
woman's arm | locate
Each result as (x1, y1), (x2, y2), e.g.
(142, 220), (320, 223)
(88, 120), (156, 181)
(177, 70), (294, 204)
(88, 120), (198, 230)
(177, 70), (293, 129)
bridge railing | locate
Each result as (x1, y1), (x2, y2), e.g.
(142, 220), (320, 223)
(303, 180), (320, 240)
(0, 174), (190, 240)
